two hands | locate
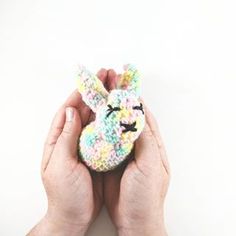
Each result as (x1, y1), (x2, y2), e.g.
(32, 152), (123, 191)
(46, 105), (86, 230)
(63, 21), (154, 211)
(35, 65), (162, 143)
(28, 69), (170, 236)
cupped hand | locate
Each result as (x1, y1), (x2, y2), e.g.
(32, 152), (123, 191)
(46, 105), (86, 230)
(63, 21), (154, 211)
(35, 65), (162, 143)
(28, 69), (108, 236)
(28, 68), (170, 236)
(104, 72), (170, 236)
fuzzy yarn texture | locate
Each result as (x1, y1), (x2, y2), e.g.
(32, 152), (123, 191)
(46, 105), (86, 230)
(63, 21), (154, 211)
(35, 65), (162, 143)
(77, 64), (145, 172)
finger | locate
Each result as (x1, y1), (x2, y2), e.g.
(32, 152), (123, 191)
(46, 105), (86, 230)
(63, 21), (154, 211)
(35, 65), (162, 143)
(106, 69), (117, 91)
(97, 68), (107, 84)
(42, 106), (65, 172)
(64, 90), (91, 127)
(90, 170), (104, 213)
(42, 89), (89, 172)
(88, 68), (108, 123)
(142, 102), (162, 146)
(135, 121), (161, 168)
(104, 163), (126, 213)
(143, 102), (170, 174)
(56, 107), (82, 158)
(116, 74), (122, 88)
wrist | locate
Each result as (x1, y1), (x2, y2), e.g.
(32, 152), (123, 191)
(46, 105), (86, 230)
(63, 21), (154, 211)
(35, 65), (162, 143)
(42, 212), (89, 236)
(117, 218), (167, 236)
(27, 212), (89, 236)
(118, 226), (167, 236)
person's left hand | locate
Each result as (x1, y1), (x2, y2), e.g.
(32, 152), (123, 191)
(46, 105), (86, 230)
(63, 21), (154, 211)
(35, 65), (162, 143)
(27, 69), (109, 236)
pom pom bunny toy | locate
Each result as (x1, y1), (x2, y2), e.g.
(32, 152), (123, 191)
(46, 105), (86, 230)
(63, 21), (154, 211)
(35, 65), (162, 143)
(77, 64), (145, 172)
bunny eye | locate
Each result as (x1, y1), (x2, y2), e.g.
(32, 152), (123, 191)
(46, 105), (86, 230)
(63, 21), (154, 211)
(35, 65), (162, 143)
(133, 103), (144, 114)
(106, 104), (121, 118)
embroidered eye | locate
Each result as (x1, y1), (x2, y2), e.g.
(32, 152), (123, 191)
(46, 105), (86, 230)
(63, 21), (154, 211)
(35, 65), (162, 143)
(133, 103), (144, 114)
(106, 104), (121, 118)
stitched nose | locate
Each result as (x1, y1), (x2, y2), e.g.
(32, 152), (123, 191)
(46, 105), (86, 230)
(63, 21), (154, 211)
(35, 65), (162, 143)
(120, 121), (137, 133)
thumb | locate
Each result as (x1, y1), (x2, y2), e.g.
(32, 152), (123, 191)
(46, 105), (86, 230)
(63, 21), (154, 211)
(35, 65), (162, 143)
(134, 123), (161, 170)
(57, 107), (82, 156)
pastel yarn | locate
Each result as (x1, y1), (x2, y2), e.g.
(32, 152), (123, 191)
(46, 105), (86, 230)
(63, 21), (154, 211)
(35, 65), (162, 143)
(77, 64), (145, 172)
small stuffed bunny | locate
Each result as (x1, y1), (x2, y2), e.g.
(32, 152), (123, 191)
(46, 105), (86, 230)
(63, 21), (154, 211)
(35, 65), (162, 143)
(77, 64), (145, 172)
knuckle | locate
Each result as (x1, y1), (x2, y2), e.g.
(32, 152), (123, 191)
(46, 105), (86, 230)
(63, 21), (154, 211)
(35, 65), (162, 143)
(141, 130), (155, 140)
(62, 128), (72, 135)
(51, 126), (63, 137)
(61, 124), (73, 136)
(44, 138), (55, 148)
(44, 126), (63, 147)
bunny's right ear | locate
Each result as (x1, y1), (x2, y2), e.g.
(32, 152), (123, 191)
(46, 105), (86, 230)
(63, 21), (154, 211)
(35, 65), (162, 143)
(118, 64), (141, 97)
(77, 66), (108, 112)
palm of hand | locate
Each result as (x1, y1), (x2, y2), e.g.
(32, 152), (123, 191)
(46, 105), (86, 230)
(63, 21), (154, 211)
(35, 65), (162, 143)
(41, 69), (108, 229)
(103, 105), (170, 234)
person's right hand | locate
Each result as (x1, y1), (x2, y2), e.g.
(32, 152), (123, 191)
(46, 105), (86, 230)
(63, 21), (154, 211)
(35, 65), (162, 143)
(27, 69), (108, 236)
(104, 72), (170, 236)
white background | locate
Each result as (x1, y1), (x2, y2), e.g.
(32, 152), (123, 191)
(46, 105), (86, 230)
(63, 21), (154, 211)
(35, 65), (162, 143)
(0, 0), (236, 235)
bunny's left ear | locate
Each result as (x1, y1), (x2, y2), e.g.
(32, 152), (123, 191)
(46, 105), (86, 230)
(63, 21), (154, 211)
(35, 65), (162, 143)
(77, 66), (109, 112)
(118, 64), (141, 97)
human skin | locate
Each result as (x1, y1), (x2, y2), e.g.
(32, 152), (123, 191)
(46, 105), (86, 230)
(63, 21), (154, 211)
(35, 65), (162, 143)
(27, 70), (107, 236)
(104, 71), (170, 236)
(27, 69), (170, 236)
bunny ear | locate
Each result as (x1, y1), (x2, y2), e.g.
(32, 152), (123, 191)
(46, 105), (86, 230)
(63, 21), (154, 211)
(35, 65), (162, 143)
(118, 64), (141, 97)
(77, 66), (108, 112)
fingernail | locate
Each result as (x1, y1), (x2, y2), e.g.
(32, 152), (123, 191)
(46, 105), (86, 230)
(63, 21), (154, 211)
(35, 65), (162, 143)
(66, 107), (74, 122)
